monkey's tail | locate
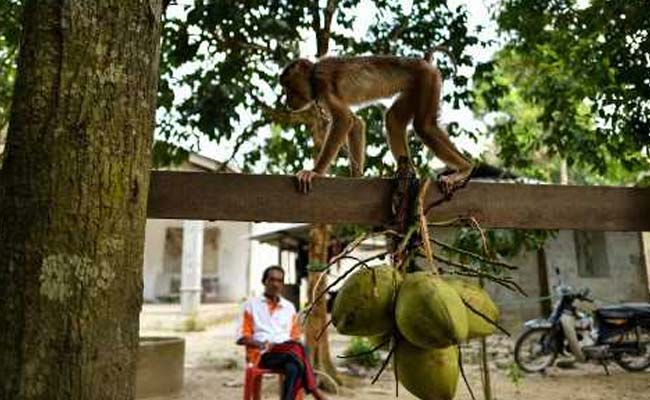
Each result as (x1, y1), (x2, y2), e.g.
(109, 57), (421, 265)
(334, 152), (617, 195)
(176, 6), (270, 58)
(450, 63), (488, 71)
(424, 45), (458, 73)
(437, 162), (518, 180)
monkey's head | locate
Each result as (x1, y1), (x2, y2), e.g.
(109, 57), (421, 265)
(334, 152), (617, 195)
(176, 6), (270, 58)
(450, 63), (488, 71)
(279, 58), (315, 111)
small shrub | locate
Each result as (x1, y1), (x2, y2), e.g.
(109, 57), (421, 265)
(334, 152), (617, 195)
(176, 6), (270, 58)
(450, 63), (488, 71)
(506, 362), (523, 392)
(181, 315), (205, 332)
(342, 337), (381, 368)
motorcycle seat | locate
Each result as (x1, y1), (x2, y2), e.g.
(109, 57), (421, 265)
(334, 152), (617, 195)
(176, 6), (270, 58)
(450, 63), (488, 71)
(597, 303), (650, 320)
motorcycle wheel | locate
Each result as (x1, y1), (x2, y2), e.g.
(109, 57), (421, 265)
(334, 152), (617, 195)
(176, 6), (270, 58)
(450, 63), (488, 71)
(614, 326), (650, 372)
(514, 327), (558, 373)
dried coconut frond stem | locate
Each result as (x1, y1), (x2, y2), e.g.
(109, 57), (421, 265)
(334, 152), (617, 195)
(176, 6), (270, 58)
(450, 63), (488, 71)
(321, 228), (396, 275)
(328, 232), (369, 265)
(336, 338), (391, 359)
(316, 318), (334, 342)
(458, 348), (477, 400)
(461, 299), (511, 336)
(430, 238), (518, 270)
(445, 268), (526, 296)
(428, 253), (525, 294)
(468, 216), (489, 256)
(304, 252), (389, 322)
(371, 342), (397, 385)
(310, 255), (362, 309)
(427, 216), (471, 227)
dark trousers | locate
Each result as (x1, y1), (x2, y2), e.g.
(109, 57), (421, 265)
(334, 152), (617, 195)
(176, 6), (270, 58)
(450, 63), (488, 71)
(259, 352), (302, 400)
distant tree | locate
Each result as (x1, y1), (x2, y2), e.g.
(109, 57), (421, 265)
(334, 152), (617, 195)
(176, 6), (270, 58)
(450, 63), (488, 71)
(474, 48), (642, 185)
(474, 0), (649, 183)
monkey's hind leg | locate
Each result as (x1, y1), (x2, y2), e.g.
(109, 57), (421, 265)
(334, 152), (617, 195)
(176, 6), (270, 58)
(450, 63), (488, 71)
(385, 93), (415, 170)
(412, 72), (472, 197)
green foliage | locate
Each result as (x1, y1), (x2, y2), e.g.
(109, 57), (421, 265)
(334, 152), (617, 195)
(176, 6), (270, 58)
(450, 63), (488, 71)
(151, 140), (189, 168)
(474, 0), (650, 183)
(181, 314), (205, 332)
(506, 361), (523, 390)
(0, 0), (21, 131)
(342, 336), (381, 368)
(307, 261), (329, 272)
(449, 227), (556, 273)
(158, 1), (482, 174)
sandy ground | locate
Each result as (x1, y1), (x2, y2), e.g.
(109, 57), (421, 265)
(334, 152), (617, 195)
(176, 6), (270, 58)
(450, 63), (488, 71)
(142, 321), (650, 400)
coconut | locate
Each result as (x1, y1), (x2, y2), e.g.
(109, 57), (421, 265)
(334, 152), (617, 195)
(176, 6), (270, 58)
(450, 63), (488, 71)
(394, 340), (459, 400)
(446, 279), (500, 339)
(331, 264), (402, 336)
(395, 272), (468, 348)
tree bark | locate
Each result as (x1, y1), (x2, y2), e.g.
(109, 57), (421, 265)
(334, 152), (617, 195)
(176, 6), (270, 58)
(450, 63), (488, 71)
(306, 224), (339, 387)
(304, 107), (339, 386)
(0, 1), (162, 399)
(305, 1), (339, 388)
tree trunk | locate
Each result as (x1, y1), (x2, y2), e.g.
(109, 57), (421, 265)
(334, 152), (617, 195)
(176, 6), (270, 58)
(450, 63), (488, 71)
(304, 2), (340, 388)
(306, 224), (340, 387)
(0, 2), (162, 399)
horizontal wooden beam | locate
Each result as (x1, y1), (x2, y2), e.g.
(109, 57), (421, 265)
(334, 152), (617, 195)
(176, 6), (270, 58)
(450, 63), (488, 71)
(147, 171), (650, 231)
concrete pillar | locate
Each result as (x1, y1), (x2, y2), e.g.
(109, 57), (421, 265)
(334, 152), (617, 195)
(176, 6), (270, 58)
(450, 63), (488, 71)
(181, 220), (204, 315)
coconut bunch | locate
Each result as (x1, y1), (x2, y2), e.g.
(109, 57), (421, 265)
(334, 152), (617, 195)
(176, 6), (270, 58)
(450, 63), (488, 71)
(330, 265), (500, 400)
(307, 179), (517, 400)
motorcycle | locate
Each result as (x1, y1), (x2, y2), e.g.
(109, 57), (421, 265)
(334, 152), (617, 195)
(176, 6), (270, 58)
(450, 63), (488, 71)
(514, 283), (650, 373)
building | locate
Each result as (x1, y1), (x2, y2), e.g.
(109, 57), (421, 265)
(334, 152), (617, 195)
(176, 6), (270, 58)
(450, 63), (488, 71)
(249, 223), (650, 331)
(142, 153), (252, 310)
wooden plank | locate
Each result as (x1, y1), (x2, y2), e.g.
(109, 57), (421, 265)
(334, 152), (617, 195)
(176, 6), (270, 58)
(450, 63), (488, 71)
(147, 171), (650, 231)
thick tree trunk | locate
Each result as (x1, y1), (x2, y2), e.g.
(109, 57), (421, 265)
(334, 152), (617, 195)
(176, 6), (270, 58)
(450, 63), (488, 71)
(0, 2), (162, 399)
(306, 224), (339, 387)
(305, 3), (340, 387)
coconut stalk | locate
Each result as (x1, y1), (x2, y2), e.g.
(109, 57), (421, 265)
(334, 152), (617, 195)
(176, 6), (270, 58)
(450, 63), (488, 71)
(479, 275), (492, 400)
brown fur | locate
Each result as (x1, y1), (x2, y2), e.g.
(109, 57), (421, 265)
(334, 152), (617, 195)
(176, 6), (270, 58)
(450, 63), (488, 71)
(280, 54), (472, 192)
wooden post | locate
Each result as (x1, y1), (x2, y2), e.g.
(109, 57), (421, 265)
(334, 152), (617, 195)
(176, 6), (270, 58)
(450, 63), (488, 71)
(146, 172), (650, 231)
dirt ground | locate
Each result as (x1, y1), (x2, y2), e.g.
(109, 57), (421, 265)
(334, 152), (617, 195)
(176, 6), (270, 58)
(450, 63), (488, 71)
(142, 321), (650, 400)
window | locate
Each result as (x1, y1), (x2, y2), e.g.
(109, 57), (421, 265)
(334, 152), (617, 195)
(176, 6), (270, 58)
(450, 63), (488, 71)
(574, 231), (610, 278)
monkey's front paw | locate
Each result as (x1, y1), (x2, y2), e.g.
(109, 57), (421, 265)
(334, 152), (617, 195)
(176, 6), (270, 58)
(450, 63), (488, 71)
(296, 170), (320, 193)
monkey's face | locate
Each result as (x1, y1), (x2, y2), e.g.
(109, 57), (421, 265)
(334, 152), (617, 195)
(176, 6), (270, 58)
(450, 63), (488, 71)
(280, 59), (314, 111)
(283, 82), (312, 110)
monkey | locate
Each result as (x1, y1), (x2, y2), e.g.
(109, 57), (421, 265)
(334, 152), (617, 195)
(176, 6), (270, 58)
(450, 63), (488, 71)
(279, 49), (473, 194)
(307, 101), (366, 178)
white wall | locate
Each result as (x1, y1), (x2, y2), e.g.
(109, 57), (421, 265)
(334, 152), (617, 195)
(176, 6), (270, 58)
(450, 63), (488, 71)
(249, 240), (279, 297)
(213, 221), (252, 302)
(142, 219), (169, 301)
(545, 230), (649, 303)
(142, 219), (252, 303)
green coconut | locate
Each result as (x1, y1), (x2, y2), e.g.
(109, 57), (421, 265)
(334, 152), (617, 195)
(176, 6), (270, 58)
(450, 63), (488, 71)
(395, 272), (468, 348)
(331, 264), (402, 336)
(447, 279), (500, 339)
(394, 340), (459, 400)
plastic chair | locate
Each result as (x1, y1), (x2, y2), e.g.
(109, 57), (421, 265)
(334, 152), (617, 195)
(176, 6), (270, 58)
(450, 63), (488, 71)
(243, 363), (304, 400)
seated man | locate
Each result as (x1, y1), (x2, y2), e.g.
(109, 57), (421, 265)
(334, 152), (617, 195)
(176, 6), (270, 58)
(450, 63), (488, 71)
(236, 266), (328, 400)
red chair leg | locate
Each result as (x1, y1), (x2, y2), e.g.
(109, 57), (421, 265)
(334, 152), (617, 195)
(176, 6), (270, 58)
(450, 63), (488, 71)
(252, 371), (263, 400)
(243, 367), (252, 400)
